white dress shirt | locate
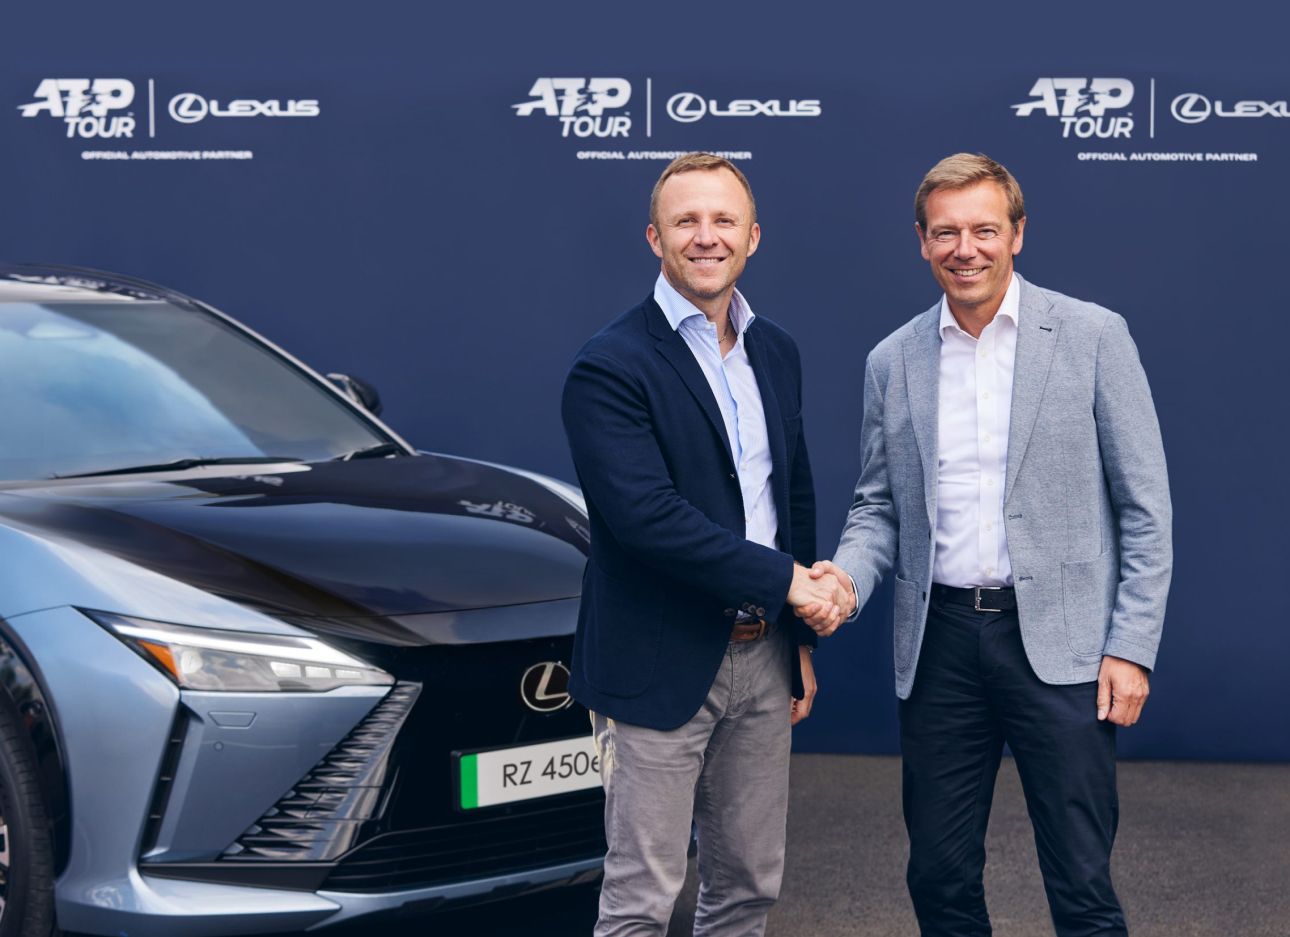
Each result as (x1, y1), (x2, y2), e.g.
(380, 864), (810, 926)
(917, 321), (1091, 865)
(653, 274), (778, 550)
(933, 274), (1020, 588)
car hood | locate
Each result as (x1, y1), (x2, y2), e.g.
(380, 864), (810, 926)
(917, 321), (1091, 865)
(0, 454), (589, 619)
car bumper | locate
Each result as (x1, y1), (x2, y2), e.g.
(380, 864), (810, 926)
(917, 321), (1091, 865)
(53, 857), (602, 936)
(7, 607), (604, 936)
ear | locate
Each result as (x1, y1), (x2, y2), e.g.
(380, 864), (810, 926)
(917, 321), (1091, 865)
(916, 223), (930, 261)
(1011, 217), (1026, 256)
(646, 223), (663, 259)
(745, 222), (761, 258)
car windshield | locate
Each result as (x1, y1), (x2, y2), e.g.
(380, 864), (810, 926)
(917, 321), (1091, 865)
(0, 299), (394, 481)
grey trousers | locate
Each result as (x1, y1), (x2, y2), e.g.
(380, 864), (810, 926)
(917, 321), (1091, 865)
(591, 625), (792, 937)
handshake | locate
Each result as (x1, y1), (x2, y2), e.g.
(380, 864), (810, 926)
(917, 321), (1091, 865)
(788, 561), (855, 637)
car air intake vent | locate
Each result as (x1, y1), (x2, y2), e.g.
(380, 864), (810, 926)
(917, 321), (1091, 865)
(321, 798), (607, 892)
(140, 709), (190, 856)
(223, 682), (421, 862)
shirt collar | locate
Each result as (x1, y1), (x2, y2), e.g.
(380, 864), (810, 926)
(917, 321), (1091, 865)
(654, 272), (755, 335)
(938, 272), (1020, 338)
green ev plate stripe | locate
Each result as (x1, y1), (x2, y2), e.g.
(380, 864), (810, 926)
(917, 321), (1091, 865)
(460, 754), (478, 809)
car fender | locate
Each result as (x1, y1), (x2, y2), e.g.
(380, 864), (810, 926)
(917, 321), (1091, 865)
(0, 621), (71, 873)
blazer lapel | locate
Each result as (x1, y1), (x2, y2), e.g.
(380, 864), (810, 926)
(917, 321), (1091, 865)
(1005, 276), (1060, 499)
(646, 298), (736, 468)
(902, 305), (942, 528)
(744, 322), (789, 517)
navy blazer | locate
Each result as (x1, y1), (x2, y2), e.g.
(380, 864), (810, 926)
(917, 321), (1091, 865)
(562, 294), (818, 730)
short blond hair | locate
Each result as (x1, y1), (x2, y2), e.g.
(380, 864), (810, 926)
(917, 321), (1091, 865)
(914, 153), (1025, 231)
(649, 153), (757, 228)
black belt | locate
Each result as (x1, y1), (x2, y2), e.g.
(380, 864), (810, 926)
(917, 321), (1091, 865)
(931, 584), (1017, 613)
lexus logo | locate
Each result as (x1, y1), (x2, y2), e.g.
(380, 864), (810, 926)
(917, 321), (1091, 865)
(666, 92), (707, 123)
(1171, 93), (1211, 124)
(666, 91), (823, 123)
(1169, 91), (1290, 124)
(519, 662), (573, 712)
(169, 92), (209, 124)
(167, 92), (322, 124)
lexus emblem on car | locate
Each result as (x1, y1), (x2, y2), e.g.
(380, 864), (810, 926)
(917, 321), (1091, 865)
(520, 662), (573, 712)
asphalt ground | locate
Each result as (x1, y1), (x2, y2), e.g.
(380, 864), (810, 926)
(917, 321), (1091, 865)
(99, 755), (1288, 937)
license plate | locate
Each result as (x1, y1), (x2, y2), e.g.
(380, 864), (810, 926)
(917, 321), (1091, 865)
(456, 734), (601, 810)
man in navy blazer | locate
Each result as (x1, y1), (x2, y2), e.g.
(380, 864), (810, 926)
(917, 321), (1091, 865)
(562, 153), (852, 937)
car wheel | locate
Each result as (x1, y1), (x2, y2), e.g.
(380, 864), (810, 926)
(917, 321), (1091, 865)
(0, 702), (56, 937)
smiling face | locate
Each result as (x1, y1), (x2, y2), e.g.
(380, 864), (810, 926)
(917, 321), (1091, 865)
(646, 167), (760, 318)
(918, 180), (1025, 322)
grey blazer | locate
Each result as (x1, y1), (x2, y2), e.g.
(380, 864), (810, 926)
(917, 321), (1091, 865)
(834, 275), (1171, 698)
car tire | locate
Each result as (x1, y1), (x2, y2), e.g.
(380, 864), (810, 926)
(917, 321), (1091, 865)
(0, 701), (56, 937)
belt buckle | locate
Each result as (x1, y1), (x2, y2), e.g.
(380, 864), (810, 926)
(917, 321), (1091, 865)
(732, 618), (768, 642)
(974, 588), (1004, 613)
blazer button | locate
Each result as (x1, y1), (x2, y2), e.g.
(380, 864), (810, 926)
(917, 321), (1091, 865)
(756, 606), (766, 617)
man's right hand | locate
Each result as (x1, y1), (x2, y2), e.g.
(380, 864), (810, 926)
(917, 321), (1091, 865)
(788, 564), (851, 636)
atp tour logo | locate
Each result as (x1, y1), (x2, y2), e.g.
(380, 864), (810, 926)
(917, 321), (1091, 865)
(17, 78), (136, 139)
(512, 78), (632, 138)
(1011, 78), (1134, 139)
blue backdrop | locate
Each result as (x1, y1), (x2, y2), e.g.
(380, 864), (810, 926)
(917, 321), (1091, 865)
(3, 1), (1285, 761)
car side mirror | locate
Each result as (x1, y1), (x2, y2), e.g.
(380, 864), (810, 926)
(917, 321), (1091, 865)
(327, 373), (383, 416)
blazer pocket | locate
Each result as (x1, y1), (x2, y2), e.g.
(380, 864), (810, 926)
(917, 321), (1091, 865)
(1061, 553), (1117, 658)
(892, 573), (922, 672)
(582, 569), (665, 698)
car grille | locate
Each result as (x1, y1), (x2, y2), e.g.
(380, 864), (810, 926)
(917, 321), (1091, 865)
(318, 636), (606, 892)
(322, 797), (605, 891)
(149, 635), (608, 893)
(222, 682), (422, 862)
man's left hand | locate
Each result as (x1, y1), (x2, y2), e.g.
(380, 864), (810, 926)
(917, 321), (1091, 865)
(791, 646), (817, 726)
(1097, 655), (1150, 726)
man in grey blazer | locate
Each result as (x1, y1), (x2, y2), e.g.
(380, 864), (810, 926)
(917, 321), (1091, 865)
(808, 154), (1171, 935)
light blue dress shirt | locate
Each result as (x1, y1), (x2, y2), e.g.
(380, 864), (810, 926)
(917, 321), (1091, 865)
(653, 273), (779, 550)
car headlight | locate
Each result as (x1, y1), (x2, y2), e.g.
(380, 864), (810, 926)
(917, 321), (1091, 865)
(88, 611), (394, 692)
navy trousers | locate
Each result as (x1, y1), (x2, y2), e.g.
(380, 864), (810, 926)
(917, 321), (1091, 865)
(899, 594), (1127, 937)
